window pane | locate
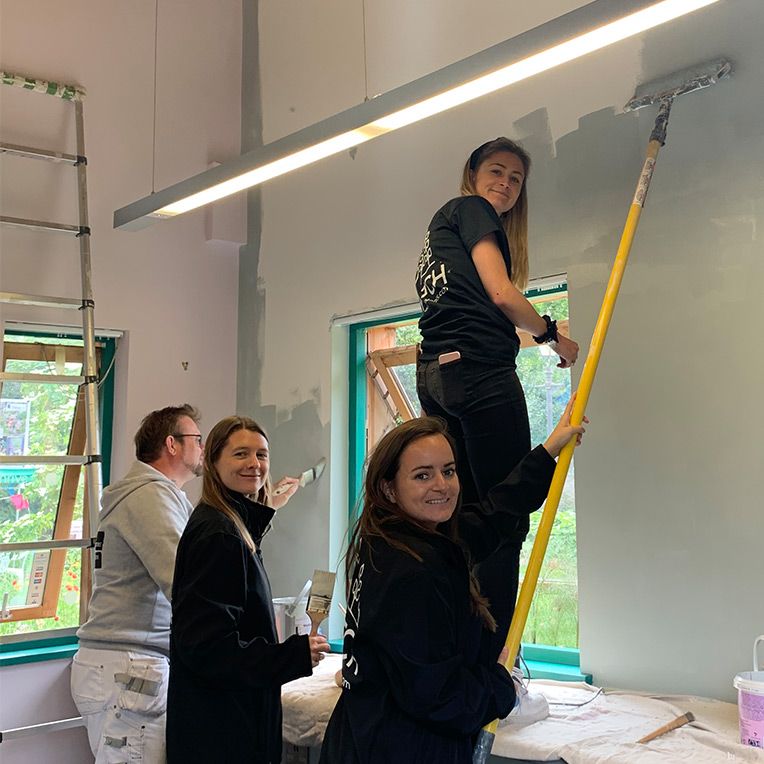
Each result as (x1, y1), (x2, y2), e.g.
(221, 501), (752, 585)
(516, 295), (578, 648)
(390, 365), (422, 418)
(2, 369), (81, 455)
(0, 552), (37, 607)
(0, 547), (82, 635)
(0, 464), (67, 542)
(395, 324), (421, 346)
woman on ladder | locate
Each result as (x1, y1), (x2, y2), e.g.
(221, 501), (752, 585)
(415, 137), (579, 665)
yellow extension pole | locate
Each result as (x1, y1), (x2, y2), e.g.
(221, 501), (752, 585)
(473, 102), (673, 761)
(503, 133), (665, 668)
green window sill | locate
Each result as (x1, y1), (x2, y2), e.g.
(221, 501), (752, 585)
(2, 637), (591, 684)
(0, 635), (79, 668)
(522, 644), (592, 683)
(328, 640), (591, 684)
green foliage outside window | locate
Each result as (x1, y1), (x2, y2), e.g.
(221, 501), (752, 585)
(0, 339), (86, 635)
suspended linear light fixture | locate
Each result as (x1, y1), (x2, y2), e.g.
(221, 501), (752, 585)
(114, 0), (720, 230)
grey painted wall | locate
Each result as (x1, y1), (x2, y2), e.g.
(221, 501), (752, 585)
(243, 0), (763, 702)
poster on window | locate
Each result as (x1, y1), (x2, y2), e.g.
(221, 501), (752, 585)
(0, 398), (32, 456)
(26, 551), (50, 607)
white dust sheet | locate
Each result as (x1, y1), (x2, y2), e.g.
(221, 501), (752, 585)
(282, 653), (342, 749)
(281, 655), (764, 762)
(491, 680), (763, 763)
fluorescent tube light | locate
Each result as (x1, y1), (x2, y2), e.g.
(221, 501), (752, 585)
(115, 0), (719, 229)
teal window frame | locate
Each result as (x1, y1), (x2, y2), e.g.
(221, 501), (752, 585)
(3, 329), (116, 485)
(346, 289), (591, 682)
(0, 631), (79, 667)
(0, 329), (117, 663)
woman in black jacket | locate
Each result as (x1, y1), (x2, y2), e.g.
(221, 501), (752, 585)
(320, 400), (584, 763)
(167, 416), (330, 763)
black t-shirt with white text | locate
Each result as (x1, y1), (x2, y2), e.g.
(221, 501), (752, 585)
(415, 196), (520, 365)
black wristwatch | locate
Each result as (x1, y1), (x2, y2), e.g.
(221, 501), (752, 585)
(532, 315), (559, 344)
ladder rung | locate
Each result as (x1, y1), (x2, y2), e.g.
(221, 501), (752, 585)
(0, 539), (90, 554)
(0, 216), (80, 235)
(0, 292), (81, 309)
(0, 716), (85, 742)
(0, 142), (80, 165)
(0, 455), (91, 466)
(0, 372), (85, 385)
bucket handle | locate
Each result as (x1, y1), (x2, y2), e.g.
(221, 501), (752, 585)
(286, 578), (312, 617)
(755, 635), (764, 672)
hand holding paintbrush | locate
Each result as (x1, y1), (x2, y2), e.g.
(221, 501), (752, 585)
(272, 458), (327, 508)
(308, 634), (331, 667)
(305, 570), (335, 668)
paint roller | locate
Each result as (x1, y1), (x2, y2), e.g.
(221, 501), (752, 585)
(473, 57), (732, 763)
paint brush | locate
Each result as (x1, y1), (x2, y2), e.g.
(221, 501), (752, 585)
(273, 458), (326, 496)
(637, 711), (695, 744)
(306, 569), (335, 637)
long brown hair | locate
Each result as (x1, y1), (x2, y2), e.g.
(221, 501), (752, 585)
(201, 415), (272, 554)
(460, 137), (531, 290)
(347, 417), (496, 630)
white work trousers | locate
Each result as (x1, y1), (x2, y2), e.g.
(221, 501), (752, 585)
(70, 646), (169, 763)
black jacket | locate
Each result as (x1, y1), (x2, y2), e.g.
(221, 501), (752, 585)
(167, 494), (312, 763)
(320, 445), (555, 764)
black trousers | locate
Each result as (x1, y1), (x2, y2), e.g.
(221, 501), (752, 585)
(417, 356), (530, 658)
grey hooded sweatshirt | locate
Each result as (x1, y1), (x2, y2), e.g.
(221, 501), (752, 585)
(76, 461), (194, 657)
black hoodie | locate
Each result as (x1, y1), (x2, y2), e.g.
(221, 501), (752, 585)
(167, 492), (312, 763)
(320, 445), (555, 764)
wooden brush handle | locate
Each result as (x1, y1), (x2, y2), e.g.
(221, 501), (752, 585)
(308, 614), (322, 637)
(637, 712), (694, 744)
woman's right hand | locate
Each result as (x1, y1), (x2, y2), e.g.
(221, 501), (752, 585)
(551, 334), (579, 368)
(309, 635), (330, 667)
(543, 393), (587, 458)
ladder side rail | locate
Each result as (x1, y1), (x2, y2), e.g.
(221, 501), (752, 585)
(74, 100), (102, 572)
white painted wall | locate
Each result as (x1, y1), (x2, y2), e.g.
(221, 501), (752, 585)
(0, 659), (90, 764)
(1, 0), (241, 479)
(250, 0), (764, 702)
(1, 1), (242, 758)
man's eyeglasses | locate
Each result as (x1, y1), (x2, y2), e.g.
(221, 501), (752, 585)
(173, 433), (203, 446)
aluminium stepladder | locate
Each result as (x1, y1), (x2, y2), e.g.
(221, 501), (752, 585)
(0, 72), (102, 626)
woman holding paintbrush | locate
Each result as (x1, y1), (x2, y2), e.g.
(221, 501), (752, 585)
(320, 399), (584, 763)
(166, 415), (329, 763)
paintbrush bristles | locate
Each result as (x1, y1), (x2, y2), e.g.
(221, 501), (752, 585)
(306, 569), (336, 636)
(637, 711), (695, 744)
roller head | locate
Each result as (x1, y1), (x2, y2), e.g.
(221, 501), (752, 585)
(625, 58), (732, 111)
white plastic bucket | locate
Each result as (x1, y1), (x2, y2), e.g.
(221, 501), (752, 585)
(272, 596), (311, 642)
(733, 635), (764, 749)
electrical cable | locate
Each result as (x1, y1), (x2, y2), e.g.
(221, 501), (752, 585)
(517, 651), (604, 708)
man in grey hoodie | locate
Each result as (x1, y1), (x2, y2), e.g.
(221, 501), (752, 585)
(71, 404), (203, 764)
